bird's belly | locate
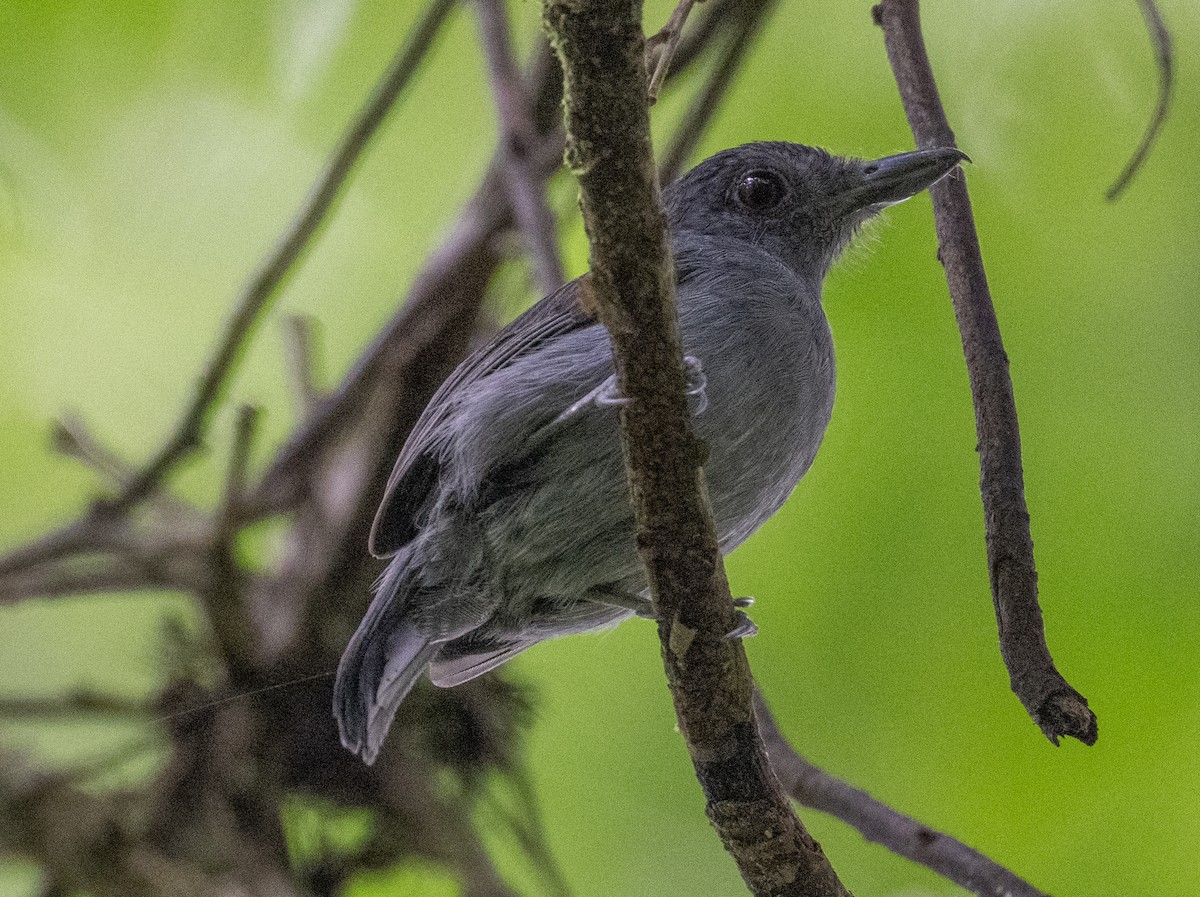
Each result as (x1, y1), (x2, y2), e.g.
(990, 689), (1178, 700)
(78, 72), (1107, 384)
(692, 322), (835, 553)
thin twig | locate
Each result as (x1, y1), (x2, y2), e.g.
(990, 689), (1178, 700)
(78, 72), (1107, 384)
(219, 404), (260, 528)
(0, 514), (124, 580)
(0, 693), (153, 721)
(658, 0), (776, 184)
(205, 404), (261, 666)
(283, 315), (323, 415)
(249, 4), (742, 517)
(873, 0), (1096, 746)
(111, 0), (458, 510)
(646, 0), (703, 102)
(0, 561), (168, 603)
(475, 0), (566, 294)
(51, 414), (136, 487)
(755, 690), (1050, 897)
(543, 1), (848, 894)
(1107, 0), (1174, 200)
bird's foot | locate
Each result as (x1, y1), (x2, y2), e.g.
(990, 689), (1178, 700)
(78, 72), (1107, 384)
(555, 357), (706, 423)
(733, 595), (754, 608)
(593, 374), (630, 408)
(727, 609), (758, 639)
(684, 355), (709, 415)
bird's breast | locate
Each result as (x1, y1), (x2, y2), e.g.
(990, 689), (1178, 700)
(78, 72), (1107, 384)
(681, 273), (836, 553)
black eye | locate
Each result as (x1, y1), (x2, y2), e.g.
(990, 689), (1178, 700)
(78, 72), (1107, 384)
(733, 170), (787, 212)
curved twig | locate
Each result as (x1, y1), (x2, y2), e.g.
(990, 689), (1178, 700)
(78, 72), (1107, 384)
(873, 0), (1096, 747)
(755, 690), (1050, 897)
(1107, 0), (1174, 201)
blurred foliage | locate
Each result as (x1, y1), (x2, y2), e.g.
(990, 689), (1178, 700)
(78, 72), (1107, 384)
(1, 0), (1197, 895)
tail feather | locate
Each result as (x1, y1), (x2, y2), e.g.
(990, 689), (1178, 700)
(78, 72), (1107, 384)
(334, 563), (436, 765)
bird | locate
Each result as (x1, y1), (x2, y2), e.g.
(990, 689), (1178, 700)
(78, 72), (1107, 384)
(334, 141), (967, 763)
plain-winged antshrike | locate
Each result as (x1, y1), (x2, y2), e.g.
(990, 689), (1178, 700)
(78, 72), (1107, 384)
(335, 141), (967, 763)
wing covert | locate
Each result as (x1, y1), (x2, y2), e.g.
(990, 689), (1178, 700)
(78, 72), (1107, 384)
(368, 276), (597, 557)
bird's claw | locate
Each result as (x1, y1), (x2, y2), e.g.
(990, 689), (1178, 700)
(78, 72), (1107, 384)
(555, 358), (706, 424)
(732, 596), (754, 608)
(594, 376), (631, 408)
(726, 609), (758, 639)
(683, 355), (708, 415)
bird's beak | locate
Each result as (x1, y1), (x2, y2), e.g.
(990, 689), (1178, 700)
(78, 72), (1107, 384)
(835, 147), (970, 214)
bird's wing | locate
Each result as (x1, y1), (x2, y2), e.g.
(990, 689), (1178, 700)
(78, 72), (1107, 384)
(368, 275), (599, 557)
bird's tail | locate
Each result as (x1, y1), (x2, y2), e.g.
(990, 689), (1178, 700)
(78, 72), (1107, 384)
(333, 560), (437, 764)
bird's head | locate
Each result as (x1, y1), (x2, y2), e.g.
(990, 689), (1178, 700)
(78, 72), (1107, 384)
(662, 141), (968, 280)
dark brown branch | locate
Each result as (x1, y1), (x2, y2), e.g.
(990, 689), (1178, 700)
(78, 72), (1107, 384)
(658, 0), (776, 184)
(755, 691), (1050, 897)
(0, 515), (126, 582)
(1107, 0), (1174, 200)
(205, 405), (261, 666)
(475, 0), (566, 295)
(542, 2), (848, 894)
(0, 561), (168, 603)
(111, 0), (458, 510)
(873, 0), (1096, 746)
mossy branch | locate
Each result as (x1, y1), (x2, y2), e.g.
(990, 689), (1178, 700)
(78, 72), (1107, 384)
(542, 1), (850, 894)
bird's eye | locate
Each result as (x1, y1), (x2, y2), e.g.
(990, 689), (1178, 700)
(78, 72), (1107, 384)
(733, 170), (787, 212)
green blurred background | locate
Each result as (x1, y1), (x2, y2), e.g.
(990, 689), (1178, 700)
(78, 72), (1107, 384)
(1, 0), (1197, 894)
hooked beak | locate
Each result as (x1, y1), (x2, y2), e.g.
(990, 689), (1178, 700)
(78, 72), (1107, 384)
(834, 146), (970, 214)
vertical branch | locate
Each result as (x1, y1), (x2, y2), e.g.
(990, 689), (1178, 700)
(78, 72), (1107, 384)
(873, 0), (1096, 746)
(542, 1), (849, 894)
(475, 0), (567, 294)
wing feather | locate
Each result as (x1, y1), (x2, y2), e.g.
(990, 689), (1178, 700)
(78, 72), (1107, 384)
(368, 276), (597, 557)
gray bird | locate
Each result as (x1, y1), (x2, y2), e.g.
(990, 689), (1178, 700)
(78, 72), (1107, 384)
(335, 141), (966, 763)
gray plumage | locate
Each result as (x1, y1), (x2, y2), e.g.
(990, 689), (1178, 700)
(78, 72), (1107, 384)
(335, 141), (967, 763)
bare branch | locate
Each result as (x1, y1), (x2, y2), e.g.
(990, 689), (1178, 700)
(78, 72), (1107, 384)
(755, 691), (1050, 897)
(111, 0), (458, 510)
(1107, 0), (1174, 200)
(283, 315), (323, 415)
(52, 415), (136, 488)
(658, 0), (776, 184)
(249, 3), (746, 517)
(0, 692), (153, 721)
(218, 404), (260, 529)
(0, 560), (166, 603)
(543, 1), (848, 894)
(475, 0), (566, 294)
(645, 0), (702, 102)
(204, 404), (261, 667)
(873, 0), (1096, 746)
(0, 514), (125, 581)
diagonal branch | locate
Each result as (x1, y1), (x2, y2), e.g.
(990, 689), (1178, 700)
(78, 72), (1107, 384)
(755, 690), (1050, 897)
(645, 0), (702, 101)
(111, 0), (458, 510)
(249, 2), (744, 518)
(543, 1), (848, 894)
(475, 0), (567, 295)
(1106, 0), (1174, 200)
(873, 0), (1096, 747)
(658, 0), (776, 184)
